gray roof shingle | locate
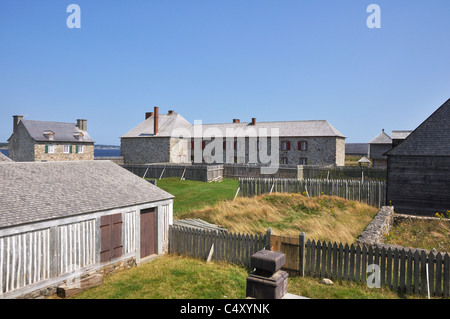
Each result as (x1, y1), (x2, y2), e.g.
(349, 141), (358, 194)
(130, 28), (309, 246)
(121, 113), (345, 139)
(369, 130), (392, 144)
(21, 120), (95, 143)
(0, 160), (173, 228)
(386, 99), (450, 156)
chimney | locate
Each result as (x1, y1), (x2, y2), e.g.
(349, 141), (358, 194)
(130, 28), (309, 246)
(145, 112), (153, 120)
(76, 119), (87, 131)
(154, 106), (159, 135)
(252, 118), (256, 125)
(233, 119), (240, 123)
(168, 110), (174, 115)
(13, 115), (23, 133)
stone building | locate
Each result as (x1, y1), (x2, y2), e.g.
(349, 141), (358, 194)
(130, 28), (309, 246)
(121, 107), (346, 167)
(8, 116), (94, 162)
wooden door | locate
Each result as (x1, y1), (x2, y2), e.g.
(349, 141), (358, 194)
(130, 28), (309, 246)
(100, 213), (123, 262)
(140, 208), (156, 258)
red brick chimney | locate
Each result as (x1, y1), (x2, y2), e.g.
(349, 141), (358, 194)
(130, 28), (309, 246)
(168, 110), (174, 115)
(251, 118), (256, 125)
(154, 106), (159, 135)
(233, 119), (240, 123)
(145, 112), (153, 120)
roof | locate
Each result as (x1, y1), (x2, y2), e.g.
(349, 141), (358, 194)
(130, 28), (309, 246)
(345, 143), (368, 155)
(121, 113), (193, 138)
(391, 130), (413, 140)
(386, 99), (450, 156)
(0, 152), (12, 162)
(0, 160), (173, 228)
(20, 120), (95, 143)
(121, 113), (346, 139)
(358, 156), (370, 163)
(369, 130), (392, 144)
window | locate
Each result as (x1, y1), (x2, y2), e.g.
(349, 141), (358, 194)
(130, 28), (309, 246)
(45, 144), (55, 154)
(299, 157), (307, 165)
(76, 145), (84, 154)
(281, 141), (291, 151)
(298, 141), (308, 151)
(63, 145), (70, 153)
(281, 157), (288, 164)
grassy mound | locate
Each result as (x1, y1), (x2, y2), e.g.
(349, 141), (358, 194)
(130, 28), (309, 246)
(178, 193), (378, 243)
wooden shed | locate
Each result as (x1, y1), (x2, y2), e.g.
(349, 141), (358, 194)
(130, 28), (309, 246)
(0, 160), (174, 298)
(385, 98), (450, 216)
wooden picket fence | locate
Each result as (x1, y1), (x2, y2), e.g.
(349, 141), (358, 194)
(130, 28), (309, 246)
(239, 177), (386, 208)
(271, 233), (450, 298)
(168, 226), (270, 268)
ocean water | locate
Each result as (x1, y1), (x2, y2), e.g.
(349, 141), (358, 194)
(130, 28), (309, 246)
(0, 148), (121, 158)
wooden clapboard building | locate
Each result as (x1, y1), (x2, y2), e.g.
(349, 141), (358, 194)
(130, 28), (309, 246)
(0, 160), (173, 298)
(385, 98), (450, 216)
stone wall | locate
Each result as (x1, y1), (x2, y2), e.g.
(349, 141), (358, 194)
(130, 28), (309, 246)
(34, 143), (94, 161)
(121, 137), (171, 164)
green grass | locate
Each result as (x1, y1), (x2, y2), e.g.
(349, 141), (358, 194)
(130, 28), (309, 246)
(72, 255), (248, 299)
(156, 177), (239, 217)
(70, 254), (431, 299)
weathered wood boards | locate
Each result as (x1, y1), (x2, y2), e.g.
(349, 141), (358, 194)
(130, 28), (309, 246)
(239, 178), (387, 208)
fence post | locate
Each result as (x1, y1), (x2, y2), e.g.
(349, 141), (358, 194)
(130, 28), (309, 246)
(265, 228), (273, 250)
(299, 232), (306, 277)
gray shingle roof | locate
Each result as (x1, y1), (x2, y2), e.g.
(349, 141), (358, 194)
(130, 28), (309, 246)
(121, 113), (345, 139)
(369, 130), (392, 144)
(0, 152), (12, 162)
(386, 99), (450, 156)
(21, 120), (95, 143)
(0, 160), (173, 228)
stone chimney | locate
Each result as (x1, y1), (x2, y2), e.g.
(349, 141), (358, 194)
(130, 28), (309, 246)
(233, 119), (240, 123)
(13, 115), (23, 133)
(76, 119), (87, 131)
(252, 118), (256, 125)
(168, 110), (174, 115)
(154, 106), (159, 135)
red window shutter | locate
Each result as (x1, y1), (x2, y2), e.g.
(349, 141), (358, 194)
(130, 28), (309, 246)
(298, 141), (301, 150)
(287, 141), (291, 151)
(223, 141), (226, 149)
(191, 141), (194, 149)
(202, 141), (206, 149)
(100, 215), (112, 262)
(234, 141), (237, 150)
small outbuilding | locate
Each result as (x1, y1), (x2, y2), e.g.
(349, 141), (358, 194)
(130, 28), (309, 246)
(0, 160), (174, 298)
(368, 129), (392, 168)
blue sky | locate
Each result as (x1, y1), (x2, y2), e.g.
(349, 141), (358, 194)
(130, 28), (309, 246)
(1, 1), (450, 145)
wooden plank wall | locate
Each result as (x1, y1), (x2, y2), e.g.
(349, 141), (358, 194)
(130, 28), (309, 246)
(387, 155), (450, 216)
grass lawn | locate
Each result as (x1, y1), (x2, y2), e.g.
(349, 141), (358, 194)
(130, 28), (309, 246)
(156, 177), (239, 217)
(384, 218), (450, 253)
(72, 254), (248, 299)
(71, 254), (428, 299)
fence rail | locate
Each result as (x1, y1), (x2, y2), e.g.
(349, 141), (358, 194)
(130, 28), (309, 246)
(239, 178), (387, 208)
(271, 234), (450, 298)
(168, 226), (270, 268)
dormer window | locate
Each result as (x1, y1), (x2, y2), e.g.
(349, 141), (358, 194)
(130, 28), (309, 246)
(73, 132), (84, 141)
(43, 131), (54, 141)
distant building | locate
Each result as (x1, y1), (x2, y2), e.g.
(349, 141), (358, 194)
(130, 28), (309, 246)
(345, 143), (369, 157)
(385, 99), (450, 216)
(8, 116), (95, 162)
(121, 107), (346, 167)
(0, 160), (173, 298)
(391, 130), (413, 148)
(368, 129), (392, 168)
